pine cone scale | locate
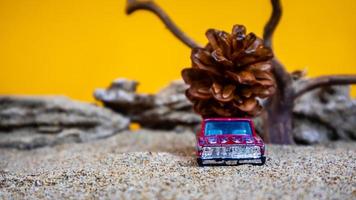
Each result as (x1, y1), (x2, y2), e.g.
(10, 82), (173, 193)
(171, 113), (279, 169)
(233, 98), (257, 112)
(211, 49), (233, 67)
(191, 50), (221, 76)
(205, 29), (220, 51)
(247, 61), (272, 71)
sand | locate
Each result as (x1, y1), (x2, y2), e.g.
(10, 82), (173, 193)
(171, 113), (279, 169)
(0, 130), (355, 200)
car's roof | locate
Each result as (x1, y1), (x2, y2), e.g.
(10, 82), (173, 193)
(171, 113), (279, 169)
(203, 118), (252, 122)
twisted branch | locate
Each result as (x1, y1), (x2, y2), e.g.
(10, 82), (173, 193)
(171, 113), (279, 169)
(294, 75), (356, 99)
(263, 0), (282, 49)
(263, 0), (287, 75)
(126, 0), (201, 49)
(263, 0), (291, 95)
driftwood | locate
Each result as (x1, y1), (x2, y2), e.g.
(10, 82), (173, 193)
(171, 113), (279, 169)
(125, 0), (356, 144)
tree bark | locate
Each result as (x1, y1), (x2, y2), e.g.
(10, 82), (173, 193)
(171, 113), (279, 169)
(262, 0), (294, 144)
(263, 59), (295, 144)
(265, 95), (294, 144)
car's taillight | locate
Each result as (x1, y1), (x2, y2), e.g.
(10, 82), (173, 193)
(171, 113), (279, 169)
(207, 137), (217, 144)
(245, 138), (254, 144)
(220, 136), (228, 143)
(232, 137), (241, 143)
(198, 137), (205, 146)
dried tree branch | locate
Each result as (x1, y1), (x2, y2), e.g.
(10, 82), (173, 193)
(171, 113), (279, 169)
(263, 0), (289, 81)
(294, 75), (356, 99)
(262, 0), (294, 144)
(263, 0), (291, 93)
(271, 59), (293, 97)
(263, 0), (282, 49)
(126, 0), (201, 49)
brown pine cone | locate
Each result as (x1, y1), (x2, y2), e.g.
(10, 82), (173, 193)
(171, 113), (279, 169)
(181, 25), (276, 118)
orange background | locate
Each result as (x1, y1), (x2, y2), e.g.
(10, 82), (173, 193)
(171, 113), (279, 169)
(0, 0), (355, 101)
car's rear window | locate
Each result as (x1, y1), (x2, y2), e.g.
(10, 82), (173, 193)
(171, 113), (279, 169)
(204, 121), (252, 136)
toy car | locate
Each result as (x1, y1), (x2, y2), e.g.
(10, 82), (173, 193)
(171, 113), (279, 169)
(196, 118), (266, 166)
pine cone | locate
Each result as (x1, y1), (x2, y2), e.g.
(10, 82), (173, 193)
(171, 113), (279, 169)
(181, 25), (276, 118)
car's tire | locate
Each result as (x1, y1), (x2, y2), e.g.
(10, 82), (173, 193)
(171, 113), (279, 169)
(256, 157), (266, 166)
(197, 158), (204, 167)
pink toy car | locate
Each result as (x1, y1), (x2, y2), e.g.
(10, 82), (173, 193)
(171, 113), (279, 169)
(196, 118), (266, 166)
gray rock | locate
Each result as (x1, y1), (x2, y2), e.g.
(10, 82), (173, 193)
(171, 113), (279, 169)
(94, 79), (155, 115)
(144, 80), (201, 130)
(0, 96), (130, 149)
(110, 78), (138, 92)
(136, 107), (201, 130)
(292, 118), (332, 144)
(293, 85), (356, 143)
(95, 79), (201, 130)
(155, 80), (191, 109)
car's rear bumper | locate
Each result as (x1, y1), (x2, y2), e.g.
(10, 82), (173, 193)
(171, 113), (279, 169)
(197, 156), (266, 166)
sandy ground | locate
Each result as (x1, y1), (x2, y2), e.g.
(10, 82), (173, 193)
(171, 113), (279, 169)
(0, 130), (355, 200)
